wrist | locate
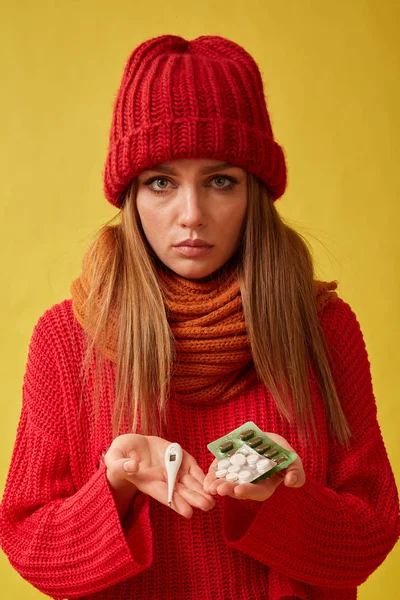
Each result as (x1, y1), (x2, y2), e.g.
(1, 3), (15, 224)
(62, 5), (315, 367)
(106, 471), (139, 519)
(101, 451), (140, 519)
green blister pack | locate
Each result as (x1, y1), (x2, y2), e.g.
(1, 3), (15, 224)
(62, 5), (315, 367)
(207, 421), (298, 484)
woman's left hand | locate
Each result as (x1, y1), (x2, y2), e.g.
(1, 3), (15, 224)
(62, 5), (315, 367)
(203, 432), (305, 501)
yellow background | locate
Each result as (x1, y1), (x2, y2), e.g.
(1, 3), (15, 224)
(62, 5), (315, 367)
(1, 0), (399, 597)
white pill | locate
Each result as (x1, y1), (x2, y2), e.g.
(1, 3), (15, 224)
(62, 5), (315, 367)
(226, 472), (238, 482)
(227, 464), (241, 473)
(216, 469), (228, 478)
(246, 454), (260, 466)
(218, 459), (231, 470)
(238, 469), (252, 482)
(257, 458), (274, 473)
(230, 453), (246, 466)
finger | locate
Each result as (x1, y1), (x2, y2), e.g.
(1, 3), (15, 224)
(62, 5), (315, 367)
(212, 480), (238, 497)
(203, 472), (216, 493)
(203, 460), (219, 493)
(176, 482), (215, 511)
(188, 462), (207, 486)
(113, 457), (139, 478)
(207, 472), (284, 500)
(283, 457), (305, 488)
(122, 458), (139, 476)
(180, 473), (215, 500)
(105, 455), (139, 489)
(233, 475), (283, 501)
(169, 489), (194, 519)
(147, 481), (194, 519)
(206, 474), (231, 496)
(105, 445), (140, 470)
(104, 445), (125, 467)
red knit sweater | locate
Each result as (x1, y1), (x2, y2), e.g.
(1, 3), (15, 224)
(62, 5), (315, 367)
(0, 297), (399, 600)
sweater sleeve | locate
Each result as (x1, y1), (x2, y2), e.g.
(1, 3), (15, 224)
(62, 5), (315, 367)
(222, 298), (400, 588)
(0, 309), (153, 599)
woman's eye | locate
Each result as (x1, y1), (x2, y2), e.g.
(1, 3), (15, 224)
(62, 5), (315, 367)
(212, 176), (229, 188)
(143, 174), (238, 194)
(146, 177), (171, 193)
(209, 174), (240, 191)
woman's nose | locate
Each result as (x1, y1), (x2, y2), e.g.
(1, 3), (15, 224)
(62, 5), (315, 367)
(178, 191), (205, 228)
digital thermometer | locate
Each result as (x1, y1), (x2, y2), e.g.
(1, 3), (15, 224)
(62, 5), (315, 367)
(164, 442), (183, 507)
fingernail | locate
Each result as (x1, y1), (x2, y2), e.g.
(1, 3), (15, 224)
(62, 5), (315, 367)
(288, 474), (297, 486)
(124, 460), (136, 472)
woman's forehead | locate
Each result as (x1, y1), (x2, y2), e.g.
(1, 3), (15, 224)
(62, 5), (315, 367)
(141, 159), (245, 176)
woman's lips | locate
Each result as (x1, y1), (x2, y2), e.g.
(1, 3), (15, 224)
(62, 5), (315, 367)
(173, 239), (214, 258)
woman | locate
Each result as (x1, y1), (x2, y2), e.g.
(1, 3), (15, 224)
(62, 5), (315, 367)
(1, 34), (399, 600)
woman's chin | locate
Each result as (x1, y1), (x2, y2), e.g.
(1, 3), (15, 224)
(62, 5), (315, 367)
(165, 259), (221, 281)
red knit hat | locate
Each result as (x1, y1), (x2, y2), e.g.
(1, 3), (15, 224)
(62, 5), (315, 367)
(103, 34), (287, 207)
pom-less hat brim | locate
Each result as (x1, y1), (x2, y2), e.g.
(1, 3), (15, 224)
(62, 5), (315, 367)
(104, 118), (287, 207)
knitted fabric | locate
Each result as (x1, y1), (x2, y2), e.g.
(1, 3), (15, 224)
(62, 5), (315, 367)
(103, 34), (287, 207)
(1, 297), (399, 599)
(70, 226), (338, 406)
(158, 266), (256, 405)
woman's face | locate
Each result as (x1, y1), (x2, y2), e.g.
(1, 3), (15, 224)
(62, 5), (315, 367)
(136, 158), (248, 280)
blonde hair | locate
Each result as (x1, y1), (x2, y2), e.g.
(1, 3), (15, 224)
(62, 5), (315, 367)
(83, 174), (350, 443)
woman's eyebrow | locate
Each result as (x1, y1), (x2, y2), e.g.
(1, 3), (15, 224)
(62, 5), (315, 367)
(142, 162), (236, 175)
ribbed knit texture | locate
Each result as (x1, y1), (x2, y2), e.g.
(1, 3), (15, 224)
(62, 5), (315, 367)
(103, 34), (287, 207)
(158, 266), (257, 405)
(1, 298), (399, 599)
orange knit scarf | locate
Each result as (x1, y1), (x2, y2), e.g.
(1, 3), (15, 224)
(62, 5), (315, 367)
(71, 229), (338, 405)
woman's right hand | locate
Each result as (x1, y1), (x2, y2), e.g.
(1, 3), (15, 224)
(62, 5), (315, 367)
(104, 434), (215, 519)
